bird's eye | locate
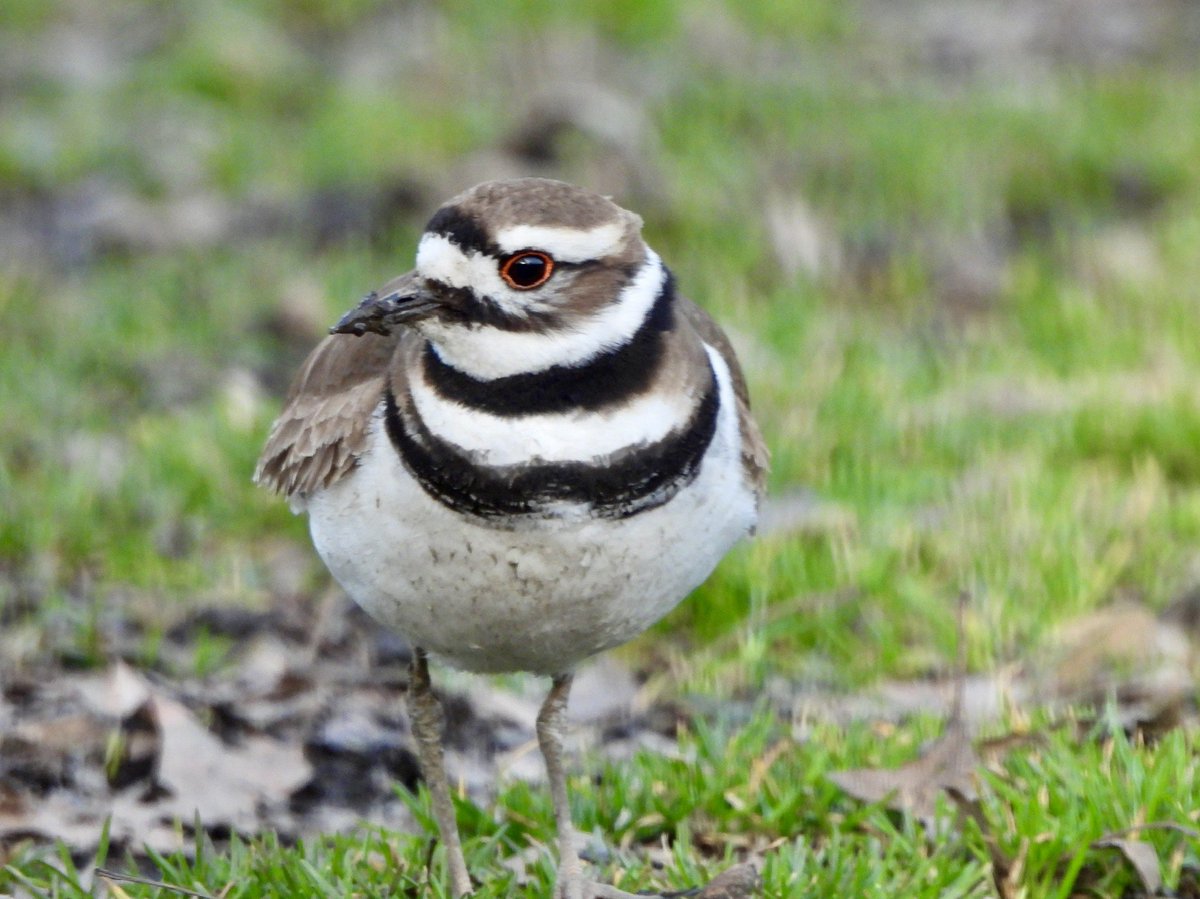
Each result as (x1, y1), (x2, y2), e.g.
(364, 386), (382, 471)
(499, 251), (555, 290)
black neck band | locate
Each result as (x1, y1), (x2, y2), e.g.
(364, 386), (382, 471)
(421, 270), (676, 418)
(383, 357), (719, 522)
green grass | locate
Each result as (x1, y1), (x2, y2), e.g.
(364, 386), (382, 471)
(5, 710), (1198, 896)
(4, 0), (1200, 896)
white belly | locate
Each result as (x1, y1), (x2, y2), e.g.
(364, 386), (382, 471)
(306, 349), (756, 676)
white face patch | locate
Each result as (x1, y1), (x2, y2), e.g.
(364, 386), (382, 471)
(493, 220), (628, 263)
(415, 234), (531, 316)
(418, 250), (666, 379)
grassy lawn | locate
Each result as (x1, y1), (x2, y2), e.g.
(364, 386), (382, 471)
(4, 0), (1200, 896)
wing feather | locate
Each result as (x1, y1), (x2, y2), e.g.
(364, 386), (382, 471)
(254, 330), (399, 502)
(676, 297), (769, 501)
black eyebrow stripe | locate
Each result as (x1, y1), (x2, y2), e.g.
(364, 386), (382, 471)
(424, 206), (497, 256)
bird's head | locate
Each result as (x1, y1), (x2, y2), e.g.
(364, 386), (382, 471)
(332, 178), (665, 379)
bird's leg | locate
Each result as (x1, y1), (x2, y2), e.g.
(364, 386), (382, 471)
(537, 672), (585, 899)
(407, 647), (472, 897)
(538, 673), (669, 899)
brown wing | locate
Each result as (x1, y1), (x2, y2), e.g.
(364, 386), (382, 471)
(254, 276), (420, 500)
(254, 331), (398, 500)
(677, 297), (770, 501)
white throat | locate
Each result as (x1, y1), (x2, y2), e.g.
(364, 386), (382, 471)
(417, 249), (666, 380)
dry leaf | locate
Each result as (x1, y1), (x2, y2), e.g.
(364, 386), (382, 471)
(0, 663), (311, 856)
(691, 862), (762, 899)
(829, 715), (979, 827)
(1, 594), (727, 863)
(151, 694), (311, 829)
(1043, 603), (1193, 726)
(1092, 837), (1162, 893)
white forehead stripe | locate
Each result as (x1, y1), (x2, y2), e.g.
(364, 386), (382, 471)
(493, 221), (627, 263)
(416, 234), (494, 290)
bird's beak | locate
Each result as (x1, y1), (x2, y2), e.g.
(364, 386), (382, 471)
(330, 282), (442, 337)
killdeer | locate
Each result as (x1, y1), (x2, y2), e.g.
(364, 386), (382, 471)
(256, 178), (767, 899)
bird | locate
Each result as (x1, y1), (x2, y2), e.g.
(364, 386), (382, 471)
(255, 178), (767, 899)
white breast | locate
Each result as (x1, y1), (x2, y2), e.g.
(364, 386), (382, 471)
(305, 344), (756, 676)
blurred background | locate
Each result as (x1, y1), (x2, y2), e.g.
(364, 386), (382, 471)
(5, 0), (1200, 644)
(4, 0), (1200, 883)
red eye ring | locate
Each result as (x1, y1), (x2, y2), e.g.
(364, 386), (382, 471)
(499, 251), (555, 290)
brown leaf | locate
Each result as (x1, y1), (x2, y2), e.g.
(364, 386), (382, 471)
(1092, 837), (1162, 894)
(691, 862), (762, 899)
(150, 694), (311, 830)
(1042, 603), (1193, 728)
(829, 715), (979, 826)
(0, 672), (313, 856)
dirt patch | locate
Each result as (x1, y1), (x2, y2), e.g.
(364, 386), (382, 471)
(0, 594), (669, 865)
